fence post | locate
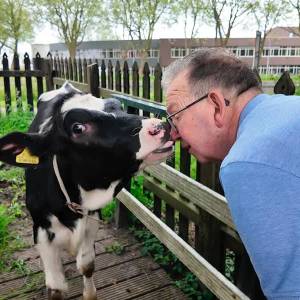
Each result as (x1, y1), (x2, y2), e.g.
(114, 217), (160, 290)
(73, 58), (78, 82)
(13, 53), (22, 111)
(254, 30), (261, 71)
(115, 60), (121, 92)
(132, 61), (139, 97)
(45, 58), (54, 91)
(100, 60), (106, 88)
(107, 60), (113, 90)
(87, 63), (99, 97)
(2, 53), (11, 113)
(24, 53), (33, 111)
(154, 63), (162, 102)
(142, 62), (151, 117)
(123, 61), (129, 94)
(33, 53), (44, 97)
(60, 57), (65, 78)
(78, 58), (83, 82)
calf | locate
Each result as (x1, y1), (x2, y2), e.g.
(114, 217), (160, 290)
(0, 82), (173, 300)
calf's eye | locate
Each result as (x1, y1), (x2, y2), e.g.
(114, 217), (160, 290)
(72, 123), (86, 134)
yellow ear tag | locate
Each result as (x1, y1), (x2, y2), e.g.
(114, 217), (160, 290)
(16, 148), (39, 165)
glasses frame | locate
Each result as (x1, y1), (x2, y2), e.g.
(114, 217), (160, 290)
(166, 93), (230, 133)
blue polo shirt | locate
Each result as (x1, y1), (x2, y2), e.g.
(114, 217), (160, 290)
(220, 93), (300, 299)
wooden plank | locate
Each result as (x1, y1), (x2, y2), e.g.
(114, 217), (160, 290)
(100, 59), (106, 88)
(0, 227), (130, 284)
(53, 78), (90, 93)
(11, 256), (159, 300)
(2, 53), (11, 112)
(13, 53), (22, 111)
(117, 189), (250, 300)
(107, 60), (113, 90)
(78, 58), (83, 82)
(145, 163), (235, 231)
(132, 61), (139, 96)
(91, 269), (170, 300)
(83, 58), (88, 83)
(0, 70), (46, 78)
(134, 285), (187, 300)
(33, 53), (44, 97)
(73, 58), (78, 82)
(87, 64), (100, 97)
(143, 177), (200, 224)
(123, 61), (129, 94)
(115, 60), (121, 91)
(179, 144), (191, 241)
(154, 63), (162, 102)
(1, 245), (145, 299)
(111, 93), (166, 115)
(24, 53), (33, 111)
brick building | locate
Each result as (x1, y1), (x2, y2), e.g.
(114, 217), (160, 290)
(32, 27), (300, 75)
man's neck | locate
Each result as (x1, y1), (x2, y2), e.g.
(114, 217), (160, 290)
(229, 88), (262, 143)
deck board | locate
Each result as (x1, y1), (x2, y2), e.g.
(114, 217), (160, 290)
(0, 225), (187, 300)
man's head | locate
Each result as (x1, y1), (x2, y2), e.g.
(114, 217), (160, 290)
(163, 48), (262, 162)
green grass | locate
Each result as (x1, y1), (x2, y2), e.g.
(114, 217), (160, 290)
(0, 110), (33, 136)
(0, 110), (32, 273)
(0, 77), (41, 115)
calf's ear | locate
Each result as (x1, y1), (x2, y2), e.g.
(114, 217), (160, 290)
(0, 132), (50, 167)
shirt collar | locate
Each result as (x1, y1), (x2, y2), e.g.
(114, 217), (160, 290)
(239, 93), (268, 126)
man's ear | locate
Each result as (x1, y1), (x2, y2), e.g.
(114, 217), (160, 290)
(208, 91), (226, 128)
(0, 132), (50, 167)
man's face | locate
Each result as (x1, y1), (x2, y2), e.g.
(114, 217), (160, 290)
(166, 69), (231, 163)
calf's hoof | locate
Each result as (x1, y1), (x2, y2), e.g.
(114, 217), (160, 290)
(47, 288), (64, 300)
(83, 292), (97, 300)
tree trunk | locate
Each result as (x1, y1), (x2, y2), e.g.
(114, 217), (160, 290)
(14, 39), (18, 54)
(67, 41), (77, 59)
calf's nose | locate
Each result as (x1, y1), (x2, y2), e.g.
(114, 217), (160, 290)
(148, 126), (161, 136)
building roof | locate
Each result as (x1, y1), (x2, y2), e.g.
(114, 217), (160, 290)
(49, 39), (160, 52)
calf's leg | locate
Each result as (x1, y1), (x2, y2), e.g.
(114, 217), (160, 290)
(37, 227), (68, 300)
(76, 214), (99, 300)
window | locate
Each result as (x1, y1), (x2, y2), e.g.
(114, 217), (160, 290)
(170, 48), (188, 58)
(229, 47), (254, 57)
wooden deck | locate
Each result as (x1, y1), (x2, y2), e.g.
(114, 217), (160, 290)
(0, 224), (187, 300)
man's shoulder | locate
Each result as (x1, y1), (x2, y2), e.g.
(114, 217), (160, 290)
(222, 93), (300, 173)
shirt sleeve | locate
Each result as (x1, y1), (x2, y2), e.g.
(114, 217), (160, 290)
(220, 161), (300, 300)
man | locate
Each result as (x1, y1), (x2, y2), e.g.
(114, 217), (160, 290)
(163, 48), (300, 300)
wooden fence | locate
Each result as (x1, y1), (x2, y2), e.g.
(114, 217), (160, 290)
(2, 52), (293, 299)
(0, 53), (53, 114)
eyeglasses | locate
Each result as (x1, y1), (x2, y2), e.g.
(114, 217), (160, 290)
(166, 93), (230, 133)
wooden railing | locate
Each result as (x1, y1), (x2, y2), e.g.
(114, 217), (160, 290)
(50, 58), (266, 299)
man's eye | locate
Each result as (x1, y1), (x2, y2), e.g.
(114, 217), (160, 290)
(174, 115), (181, 122)
(72, 123), (86, 134)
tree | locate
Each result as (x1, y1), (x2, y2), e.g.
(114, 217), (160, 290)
(286, 1), (300, 36)
(110, 0), (173, 56)
(0, 0), (34, 53)
(172, 0), (205, 50)
(37, 0), (102, 59)
(206, 0), (253, 46)
(250, 0), (290, 58)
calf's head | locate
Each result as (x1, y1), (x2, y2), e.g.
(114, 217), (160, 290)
(0, 83), (173, 189)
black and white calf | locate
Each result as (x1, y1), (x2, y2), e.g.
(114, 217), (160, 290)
(0, 82), (173, 300)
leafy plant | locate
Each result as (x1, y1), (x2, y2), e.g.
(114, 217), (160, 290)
(105, 241), (125, 255)
(130, 225), (213, 299)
